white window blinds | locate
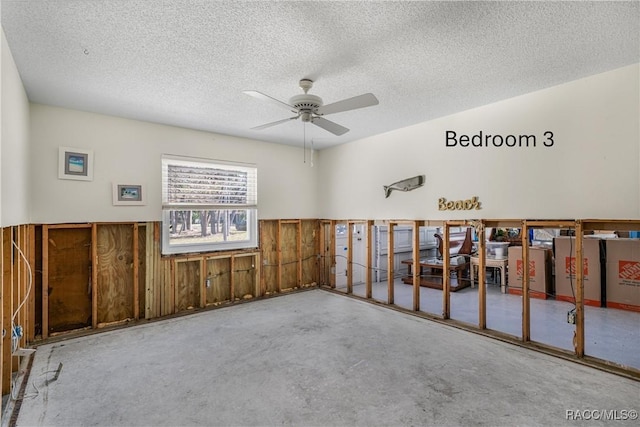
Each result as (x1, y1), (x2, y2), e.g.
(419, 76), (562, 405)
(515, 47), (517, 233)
(162, 156), (257, 210)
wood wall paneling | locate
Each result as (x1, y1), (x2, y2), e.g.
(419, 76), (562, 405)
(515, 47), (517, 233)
(205, 257), (231, 305)
(233, 255), (256, 300)
(96, 224), (134, 325)
(46, 227), (92, 333)
(301, 220), (317, 286)
(280, 221), (299, 291)
(260, 220), (278, 295)
(175, 260), (201, 311)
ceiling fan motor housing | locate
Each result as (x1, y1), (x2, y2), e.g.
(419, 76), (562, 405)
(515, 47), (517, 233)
(289, 94), (323, 121)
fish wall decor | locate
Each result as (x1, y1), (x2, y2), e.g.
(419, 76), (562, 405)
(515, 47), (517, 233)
(383, 175), (425, 198)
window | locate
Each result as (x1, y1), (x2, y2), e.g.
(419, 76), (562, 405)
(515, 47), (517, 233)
(161, 155), (258, 254)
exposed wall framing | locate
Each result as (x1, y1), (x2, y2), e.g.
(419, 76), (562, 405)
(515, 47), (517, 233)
(3, 217), (639, 400)
(1, 225), (34, 395)
(259, 220), (278, 295)
(318, 220), (335, 288)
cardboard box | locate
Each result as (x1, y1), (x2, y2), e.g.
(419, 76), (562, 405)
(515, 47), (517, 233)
(605, 239), (640, 312)
(508, 246), (552, 299)
(554, 236), (602, 307)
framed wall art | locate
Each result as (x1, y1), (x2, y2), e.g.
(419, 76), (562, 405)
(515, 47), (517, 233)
(112, 183), (145, 205)
(58, 147), (94, 181)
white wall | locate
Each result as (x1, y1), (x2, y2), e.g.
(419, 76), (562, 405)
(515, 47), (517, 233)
(318, 64), (640, 220)
(30, 105), (318, 223)
(1, 29), (30, 227)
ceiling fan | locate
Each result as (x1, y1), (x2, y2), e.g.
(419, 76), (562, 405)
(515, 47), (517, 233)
(243, 79), (379, 136)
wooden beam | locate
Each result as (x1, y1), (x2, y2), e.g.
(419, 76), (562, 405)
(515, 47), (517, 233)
(575, 221), (585, 357)
(230, 255), (236, 301)
(387, 222), (395, 305)
(477, 223), (486, 329)
(521, 223), (530, 342)
(255, 253), (261, 297)
(15, 226), (22, 352)
(27, 224), (36, 343)
(482, 219), (523, 228)
(171, 258), (177, 313)
(0, 228), (3, 394)
(91, 223), (98, 329)
(442, 225), (450, 319)
(581, 219), (640, 232)
(297, 221), (302, 287)
(2, 228), (11, 394)
(366, 220), (373, 299)
(347, 223), (353, 294)
(412, 221), (420, 311)
(44, 223), (92, 229)
(330, 221), (336, 288)
(318, 221), (326, 286)
(200, 253), (207, 308)
(133, 224), (140, 320)
(525, 220), (576, 229)
(42, 225), (49, 340)
(277, 220), (282, 293)
(145, 222), (153, 319)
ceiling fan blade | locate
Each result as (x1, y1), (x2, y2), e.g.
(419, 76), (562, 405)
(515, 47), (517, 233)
(251, 116), (299, 130)
(311, 116), (349, 136)
(243, 90), (297, 113)
(316, 93), (379, 116)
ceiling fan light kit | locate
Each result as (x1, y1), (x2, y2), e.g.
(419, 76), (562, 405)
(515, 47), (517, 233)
(244, 79), (379, 137)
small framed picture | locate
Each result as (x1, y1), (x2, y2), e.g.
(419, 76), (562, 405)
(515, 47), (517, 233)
(58, 147), (94, 181)
(113, 183), (145, 206)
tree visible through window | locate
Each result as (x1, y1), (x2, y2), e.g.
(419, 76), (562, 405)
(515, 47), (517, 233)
(161, 155), (257, 254)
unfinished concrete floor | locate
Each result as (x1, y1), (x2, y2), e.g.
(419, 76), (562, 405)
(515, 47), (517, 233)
(345, 279), (640, 370)
(13, 289), (640, 426)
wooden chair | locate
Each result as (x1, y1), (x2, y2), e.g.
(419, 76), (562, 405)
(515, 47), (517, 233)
(401, 228), (474, 291)
(434, 228), (474, 258)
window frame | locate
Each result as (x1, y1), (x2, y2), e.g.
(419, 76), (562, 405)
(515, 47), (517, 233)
(161, 155), (258, 255)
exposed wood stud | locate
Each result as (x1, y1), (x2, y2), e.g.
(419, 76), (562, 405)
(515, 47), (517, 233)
(171, 258), (177, 313)
(575, 220), (585, 357)
(230, 256), (236, 301)
(42, 226), (49, 340)
(442, 224), (450, 319)
(2, 228), (12, 393)
(330, 221), (336, 288)
(477, 222), (487, 329)
(0, 228), (3, 394)
(366, 220), (373, 299)
(133, 223), (139, 320)
(387, 222), (395, 305)
(412, 221), (420, 311)
(522, 221), (530, 342)
(91, 223), (98, 329)
(347, 222), (353, 294)
(277, 220), (282, 293)
(297, 220), (303, 287)
(145, 222), (153, 319)
(28, 224), (36, 342)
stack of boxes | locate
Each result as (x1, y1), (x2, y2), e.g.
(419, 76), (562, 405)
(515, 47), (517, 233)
(553, 236), (603, 307)
(508, 246), (553, 299)
(604, 238), (640, 312)
(501, 233), (639, 312)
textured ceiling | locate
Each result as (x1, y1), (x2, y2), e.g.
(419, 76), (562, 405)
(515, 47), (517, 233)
(2, 1), (639, 150)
